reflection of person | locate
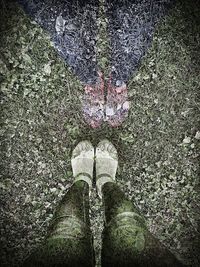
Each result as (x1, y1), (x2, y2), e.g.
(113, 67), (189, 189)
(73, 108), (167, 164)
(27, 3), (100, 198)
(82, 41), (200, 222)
(23, 140), (185, 267)
(17, 0), (173, 128)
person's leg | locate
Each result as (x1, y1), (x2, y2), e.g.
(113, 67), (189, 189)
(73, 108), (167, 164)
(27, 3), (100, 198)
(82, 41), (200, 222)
(105, 0), (174, 126)
(17, 0), (104, 128)
(95, 139), (184, 267)
(23, 141), (95, 267)
(24, 181), (95, 267)
(101, 182), (185, 267)
(106, 0), (174, 83)
(17, 0), (99, 85)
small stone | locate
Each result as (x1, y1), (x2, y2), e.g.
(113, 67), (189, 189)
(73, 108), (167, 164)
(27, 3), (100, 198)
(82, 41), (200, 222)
(44, 63), (51, 75)
(53, 137), (57, 142)
(55, 15), (66, 34)
(183, 136), (191, 144)
(133, 74), (141, 81)
(152, 73), (157, 79)
(155, 161), (161, 168)
(154, 99), (158, 104)
(116, 80), (122, 87)
(45, 202), (51, 208)
(143, 75), (149, 80)
(190, 143), (195, 149)
(106, 107), (114, 116)
(194, 131), (200, 140)
(50, 188), (57, 193)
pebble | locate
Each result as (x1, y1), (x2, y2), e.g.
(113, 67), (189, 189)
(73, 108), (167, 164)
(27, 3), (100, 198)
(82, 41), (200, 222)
(183, 136), (191, 144)
(194, 131), (200, 140)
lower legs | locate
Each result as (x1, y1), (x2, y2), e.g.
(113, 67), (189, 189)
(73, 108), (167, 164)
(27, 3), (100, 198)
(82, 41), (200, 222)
(24, 140), (184, 267)
(23, 181), (95, 267)
(101, 182), (146, 267)
(101, 182), (185, 267)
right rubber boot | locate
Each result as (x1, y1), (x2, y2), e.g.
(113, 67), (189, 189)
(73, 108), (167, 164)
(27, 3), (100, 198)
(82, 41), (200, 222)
(95, 139), (118, 197)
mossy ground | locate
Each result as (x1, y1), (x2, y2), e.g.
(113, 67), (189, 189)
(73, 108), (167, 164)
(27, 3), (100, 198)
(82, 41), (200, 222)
(0, 0), (199, 266)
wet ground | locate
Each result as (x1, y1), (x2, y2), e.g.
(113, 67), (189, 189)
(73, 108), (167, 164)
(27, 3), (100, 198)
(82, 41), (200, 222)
(0, 0), (200, 266)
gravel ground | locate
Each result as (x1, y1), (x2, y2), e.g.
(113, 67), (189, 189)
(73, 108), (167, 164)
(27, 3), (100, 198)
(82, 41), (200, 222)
(0, 0), (200, 267)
